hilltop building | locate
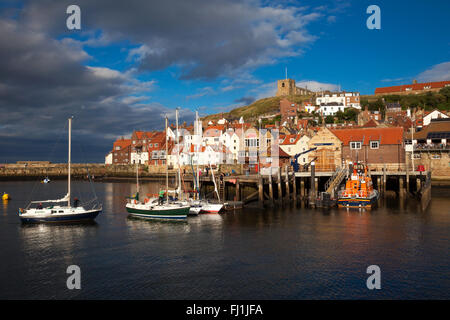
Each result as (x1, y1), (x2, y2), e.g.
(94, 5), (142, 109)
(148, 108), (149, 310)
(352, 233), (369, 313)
(375, 80), (450, 96)
(315, 91), (361, 115)
(276, 78), (312, 96)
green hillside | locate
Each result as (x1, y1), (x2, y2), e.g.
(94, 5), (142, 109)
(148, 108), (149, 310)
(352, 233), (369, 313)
(361, 87), (450, 111)
(202, 94), (313, 122)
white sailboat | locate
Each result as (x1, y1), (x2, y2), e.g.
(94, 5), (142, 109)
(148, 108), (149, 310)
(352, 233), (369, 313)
(18, 117), (102, 223)
(125, 116), (190, 220)
(187, 111), (223, 214)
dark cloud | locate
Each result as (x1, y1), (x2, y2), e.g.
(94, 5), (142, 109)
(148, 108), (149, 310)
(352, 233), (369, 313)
(0, 0), (321, 162)
(20, 0), (320, 80)
(234, 96), (256, 106)
(0, 16), (194, 162)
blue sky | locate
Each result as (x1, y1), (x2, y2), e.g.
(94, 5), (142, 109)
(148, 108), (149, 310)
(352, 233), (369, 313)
(0, 0), (449, 162)
(77, 0), (450, 114)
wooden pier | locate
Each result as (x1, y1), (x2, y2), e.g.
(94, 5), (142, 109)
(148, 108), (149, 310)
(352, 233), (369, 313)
(183, 164), (432, 210)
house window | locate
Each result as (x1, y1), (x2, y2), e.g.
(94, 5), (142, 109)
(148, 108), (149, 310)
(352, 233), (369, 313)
(115, 146), (120, 150)
(405, 87), (412, 91)
(133, 140), (136, 144)
(154, 143), (158, 147)
(350, 142), (362, 149)
(370, 141), (379, 149)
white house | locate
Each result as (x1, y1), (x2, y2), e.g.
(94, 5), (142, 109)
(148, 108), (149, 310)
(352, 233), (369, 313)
(423, 109), (449, 126)
(130, 150), (149, 164)
(316, 91), (361, 115)
(105, 152), (113, 165)
(220, 129), (241, 161)
(280, 134), (311, 165)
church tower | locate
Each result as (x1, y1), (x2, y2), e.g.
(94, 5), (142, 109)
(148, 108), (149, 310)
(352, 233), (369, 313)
(276, 79), (296, 96)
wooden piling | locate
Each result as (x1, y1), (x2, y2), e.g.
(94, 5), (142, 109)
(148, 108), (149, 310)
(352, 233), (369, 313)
(258, 177), (264, 208)
(292, 174), (297, 203)
(277, 168), (282, 203)
(285, 166), (290, 201)
(399, 177), (405, 198)
(268, 169), (274, 206)
(300, 178), (305, 198)
(310, 161), (316, 207)
(235, 180), (240, 201)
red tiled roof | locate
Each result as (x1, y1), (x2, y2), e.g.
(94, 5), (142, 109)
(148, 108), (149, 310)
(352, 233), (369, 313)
(113, 138), (131, 150)
(330, 127), (404, 145)
(281, 134), (301, 145)
(375, 80), (450, 94)
(278, 147), (290, 158)
(361, 119), (379, 128)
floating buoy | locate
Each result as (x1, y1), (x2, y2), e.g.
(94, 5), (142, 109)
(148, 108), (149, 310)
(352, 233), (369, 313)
(2, 193), (10, 200)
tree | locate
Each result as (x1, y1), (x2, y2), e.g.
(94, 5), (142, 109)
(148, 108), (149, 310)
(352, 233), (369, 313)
(440, 86), (450, 102)
(325, 115), (334, 124)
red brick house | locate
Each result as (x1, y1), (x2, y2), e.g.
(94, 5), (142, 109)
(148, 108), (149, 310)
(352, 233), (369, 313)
(112, 138), (132, 164)
(280, 98), (299, 123)
(330, 127), (405, 166)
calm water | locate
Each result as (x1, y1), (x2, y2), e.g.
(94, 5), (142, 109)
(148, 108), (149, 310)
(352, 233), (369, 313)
(0, 180), (449, 299)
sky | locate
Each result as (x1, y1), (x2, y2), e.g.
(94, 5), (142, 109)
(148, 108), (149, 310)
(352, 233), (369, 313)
(0, 0), (449, 162)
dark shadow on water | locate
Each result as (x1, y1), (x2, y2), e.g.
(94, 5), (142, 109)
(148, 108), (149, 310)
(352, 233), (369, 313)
(20, 220), (99, 228)
(126, 215), (188, 224)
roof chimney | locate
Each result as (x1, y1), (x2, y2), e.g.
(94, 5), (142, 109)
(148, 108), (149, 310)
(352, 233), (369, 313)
(413, 79), (417, 84)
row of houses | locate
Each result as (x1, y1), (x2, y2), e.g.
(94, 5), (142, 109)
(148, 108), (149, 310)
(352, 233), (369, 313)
(280, 91), (361, 122)
(106, 121), (408, 172)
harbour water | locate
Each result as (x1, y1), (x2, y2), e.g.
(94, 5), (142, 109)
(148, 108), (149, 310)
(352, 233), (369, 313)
(0, 180), (449, 299)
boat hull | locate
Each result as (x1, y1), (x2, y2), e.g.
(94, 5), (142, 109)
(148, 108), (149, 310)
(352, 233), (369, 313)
(338, 192), (379, 209)
(19, 209), (101, 223)
(199, 203), (224, 214)
(126, 205), (189, 220)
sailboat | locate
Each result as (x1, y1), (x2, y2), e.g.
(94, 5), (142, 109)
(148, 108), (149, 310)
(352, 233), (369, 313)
(187, 111), (223, 214)
(125, 116), (190, 220)
(18, 117), (102, 223)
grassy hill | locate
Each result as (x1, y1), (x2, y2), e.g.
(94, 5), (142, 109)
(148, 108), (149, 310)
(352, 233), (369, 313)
(361, 89), (450, 111)
(202, 94), (313, 122)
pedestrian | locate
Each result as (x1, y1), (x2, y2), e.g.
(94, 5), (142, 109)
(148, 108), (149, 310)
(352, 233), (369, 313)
(158, 190), (165, 205)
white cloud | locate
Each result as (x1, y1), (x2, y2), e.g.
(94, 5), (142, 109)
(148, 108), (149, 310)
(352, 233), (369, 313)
(296, 80), (339, 92)
(416, 62), (450, 82)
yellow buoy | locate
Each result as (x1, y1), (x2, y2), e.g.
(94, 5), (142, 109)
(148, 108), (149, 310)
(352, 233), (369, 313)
(2, 193), (10, 200)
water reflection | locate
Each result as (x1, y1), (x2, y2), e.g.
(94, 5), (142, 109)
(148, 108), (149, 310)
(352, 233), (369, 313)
(126, 216), (191, 233)
(2, 199), (8, 216)
(0, 180), (448, 299)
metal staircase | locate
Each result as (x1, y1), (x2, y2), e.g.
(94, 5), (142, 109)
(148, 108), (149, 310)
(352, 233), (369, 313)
(325, 166), (347, 197)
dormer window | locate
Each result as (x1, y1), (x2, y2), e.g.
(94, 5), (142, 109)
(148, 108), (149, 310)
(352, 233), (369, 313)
(370, 141), (379, 149)
(350, 142), (362, 149)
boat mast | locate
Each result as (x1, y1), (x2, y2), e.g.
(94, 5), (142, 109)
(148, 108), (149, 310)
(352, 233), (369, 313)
(196, 111), (200, 200)
(136, 162), (139, 196)
(68, 117), (72, 207)
(165, 116), (169, 203)
(176, 107), (182, 199)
